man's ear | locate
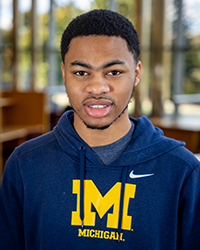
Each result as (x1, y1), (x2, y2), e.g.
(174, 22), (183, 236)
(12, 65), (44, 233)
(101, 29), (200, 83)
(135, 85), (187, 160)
(61, 62), (65, 84)
(134, 60), (142, 87)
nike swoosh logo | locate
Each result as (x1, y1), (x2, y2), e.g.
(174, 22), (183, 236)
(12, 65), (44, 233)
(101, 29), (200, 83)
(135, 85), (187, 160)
(129, 170), (154, 179)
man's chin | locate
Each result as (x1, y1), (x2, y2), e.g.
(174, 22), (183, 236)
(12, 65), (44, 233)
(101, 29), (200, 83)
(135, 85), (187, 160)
(83, 121), (112, 130)
(73, 103), (128, 131)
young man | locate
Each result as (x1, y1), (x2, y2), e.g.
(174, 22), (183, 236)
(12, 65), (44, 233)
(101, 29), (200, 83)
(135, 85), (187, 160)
(0, 9), (200, 250)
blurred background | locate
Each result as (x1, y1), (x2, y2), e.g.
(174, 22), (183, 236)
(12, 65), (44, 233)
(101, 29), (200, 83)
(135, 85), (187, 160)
(0, 0), (200, 177)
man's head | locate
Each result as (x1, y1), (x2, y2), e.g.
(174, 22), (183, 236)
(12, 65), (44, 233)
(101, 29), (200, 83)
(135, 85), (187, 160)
(61, 9), (140, 63)
(60, 10), (141, 144)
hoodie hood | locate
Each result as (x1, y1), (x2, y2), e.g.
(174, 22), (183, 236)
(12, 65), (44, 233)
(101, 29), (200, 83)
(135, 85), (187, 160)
(53, 110), (184, 167)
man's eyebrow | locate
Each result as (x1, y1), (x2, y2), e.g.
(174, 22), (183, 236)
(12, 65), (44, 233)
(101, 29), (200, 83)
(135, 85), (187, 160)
(102, 60), (126, 69)
(70, 59), (126, 70)
(70, 61), (93, 70)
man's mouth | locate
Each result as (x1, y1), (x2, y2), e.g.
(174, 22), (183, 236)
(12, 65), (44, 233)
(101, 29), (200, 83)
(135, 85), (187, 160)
(84, 99), (113, 118)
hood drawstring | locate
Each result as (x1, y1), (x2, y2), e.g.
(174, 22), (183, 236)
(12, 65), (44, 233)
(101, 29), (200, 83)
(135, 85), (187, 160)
(79, 146), (128, 242)
(118, 166), (129, 242)
(80, 147), (85, 228)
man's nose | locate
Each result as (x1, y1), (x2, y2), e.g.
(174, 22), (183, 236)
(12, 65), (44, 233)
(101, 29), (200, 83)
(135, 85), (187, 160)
(85, 75), (110, 95)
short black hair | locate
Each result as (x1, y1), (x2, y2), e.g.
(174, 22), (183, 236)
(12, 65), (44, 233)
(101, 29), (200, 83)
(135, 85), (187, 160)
(61, 9), (140, 63)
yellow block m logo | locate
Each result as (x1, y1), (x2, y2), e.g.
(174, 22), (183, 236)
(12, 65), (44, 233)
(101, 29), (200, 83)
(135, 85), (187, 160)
(71, 180), (136, 230)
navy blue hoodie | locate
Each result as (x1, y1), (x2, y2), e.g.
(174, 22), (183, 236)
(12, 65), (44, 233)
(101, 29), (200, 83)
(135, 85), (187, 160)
(0, 111), (200, 250)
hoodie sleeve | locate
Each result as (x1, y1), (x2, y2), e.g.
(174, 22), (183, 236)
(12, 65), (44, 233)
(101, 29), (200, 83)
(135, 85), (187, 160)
(177, 163), (200, 250)
(0, 149), (25, 250)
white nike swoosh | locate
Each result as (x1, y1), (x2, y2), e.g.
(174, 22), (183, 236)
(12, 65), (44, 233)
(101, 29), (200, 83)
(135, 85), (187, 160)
(129, 170), (154, 179)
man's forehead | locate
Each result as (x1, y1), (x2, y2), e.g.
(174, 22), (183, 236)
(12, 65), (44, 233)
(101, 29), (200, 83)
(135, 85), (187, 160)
(66, 35), (133, 59)
(64, 35), (135, 67)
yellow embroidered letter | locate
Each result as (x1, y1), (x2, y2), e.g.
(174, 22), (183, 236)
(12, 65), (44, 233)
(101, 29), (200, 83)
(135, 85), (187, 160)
(71, 180), (136, 230)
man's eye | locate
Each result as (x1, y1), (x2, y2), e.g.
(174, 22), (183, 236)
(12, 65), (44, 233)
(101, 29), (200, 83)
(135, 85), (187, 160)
(107, 70), (122, 76)
(74, 71), (88, 76)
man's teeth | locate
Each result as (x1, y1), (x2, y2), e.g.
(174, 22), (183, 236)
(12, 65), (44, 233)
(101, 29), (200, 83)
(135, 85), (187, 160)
(89, 105), (107, 109)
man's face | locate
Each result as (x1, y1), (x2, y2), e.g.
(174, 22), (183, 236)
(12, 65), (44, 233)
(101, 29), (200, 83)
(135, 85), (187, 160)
(61, 35), (141, 131)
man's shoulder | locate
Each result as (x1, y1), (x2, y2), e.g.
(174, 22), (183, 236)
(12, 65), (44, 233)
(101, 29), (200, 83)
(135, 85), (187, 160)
(167, 144), (200, 170)
(16, 130), (56, 157)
